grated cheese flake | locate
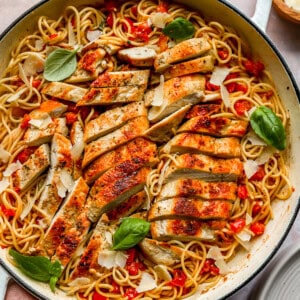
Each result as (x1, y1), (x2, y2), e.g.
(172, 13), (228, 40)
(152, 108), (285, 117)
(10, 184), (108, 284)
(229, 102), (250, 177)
(3, 160), (22, 177)
(0, 177), (10, 194)
(136, 272), (157, 293)
(68, 277), (91, 286)
(243, 159), (259, 179)
(87, 30), (102, 42)
(0, 146), (11, 163)
(150, 12), (171, 28)
(29, 113), (53, 129)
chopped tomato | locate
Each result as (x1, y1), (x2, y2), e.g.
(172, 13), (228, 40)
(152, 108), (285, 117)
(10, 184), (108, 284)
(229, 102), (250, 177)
(250, 166), (265, 181)
(112, 281), (120, 293)
(243, 59), (265, 77)
(230, 218), (246, 233)
(201, 259), (220, 276)
(237, 185), (248, 200)
(235, 83), (248, 93)
(78, 293), (87, 300)
(123, 17), (135, 33)
(92, 292), (107, 300)
(32, 79), (42, 89)
(131, 5), (138, 16)
(124, 287), (138, 300)
(157, 1), (168, 12)
(0, 205), (15, 218)
(234, 99), (252, 116)
(218, 49), (229, 60)
(126, 261), (144, 275)
(79, 107), (92, 121)
(252, 202), (262, 217)
(134, 22), (152, 43)
(205, 80), (220, 91)
(260, 90), (273, 99)
(20, 114), (31, 129)
(15, 146), (37, 163)
(126, 248), (137, 264)
(250, 222), (265, 236)
(105, 1), (118, 12)
(168, 269), (187, 287)
(49, 33), (58, 40)
(65, 112), (78, 125)
(71, 17), (76, 27)
(106, 12), (114, 28)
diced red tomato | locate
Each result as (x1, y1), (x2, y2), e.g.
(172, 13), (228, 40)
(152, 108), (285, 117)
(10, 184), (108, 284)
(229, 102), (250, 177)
(218, 49), (229, 60)
(201, 259), (220, 276)
(106, 12), (114, 28)
(123, 17), (135, 33)
(0, 205), (16, 218)
(105, 1), (118, 12)
(112, 281), (120, 293)
(78, 293), (87, 300)
(250, 222), (265, 236)
(235, 83), (248, 93)
(65, 112), (78, 125)
(260, 90), (273, 99)
(252, 202), (262, 217)
(92, 291), (107, 300)
(168, 269), (187, 287)
(205, 80), (220, 91)
(126, 261), (145, 275)
(15, 146), (37, 164)
(32, 79), (42, 89)
(49, 33), (58, 40)
(126, 248), (137, 264)
(124, 287), (138, 300)
(230, 218), (246, 233)
(20, 114), (31, 129)
(131, 5), (138, 16)
(157, 1), (168, 12)
(243, 59), (265, 77)
(234, 99), (252, 116)
(237, 185), (248, 200)
(134, 22), (152, 43)
(250, 166), (265, 181)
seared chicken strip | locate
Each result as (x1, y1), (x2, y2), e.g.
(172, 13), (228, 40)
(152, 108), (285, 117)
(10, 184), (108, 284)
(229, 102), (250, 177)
(157, 179), (237, 202)
(139, 238), (184, 266)
(87, 164), (150, 223)
(84, 137), (157, 185)
(148, 198), (233, 221)
(41, 82), (87, 103)
(118, 46), (157, 66)
(154, 38), (212, 72)
(185, 103), (221, 119)
(84, 101), (147, 143)
(82, 116), (149, 168)
(147, 75), (206, 123)
(29, 100), (67, 118)
(178, 116), (248, 137)
(164, 153), (243, 182)
(38, 177), (89, 257)
(14, 144), (50, 191)
(161, 133), (241, 158)
(91, 70), (150, 88)
(163, 55), (215, 80)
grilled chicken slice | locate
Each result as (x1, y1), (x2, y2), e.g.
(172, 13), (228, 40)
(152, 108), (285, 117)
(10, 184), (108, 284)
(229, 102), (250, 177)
(118, 46), (157, 66)
(24, 117), (68, 146)
(91, 70), (150, 88)
(148, 198), (233, 221)
(150, 219), (216, 241)
(185, 103), (221, 119)
(82, 116), (149, 168)
(38, 177), (89, 257)
(164, 153), (243, 182)
(84, 101), (147, 143)
(84, 137), (157, 185)
(41, 82), (87, 103)
(144, 105), (191, 143)
(87, 164), (150, 223)
(154, 38), (212, 72)
(29, 100), (67, 118)
(147, 75), (206, 123)
(161, 133), (241, 158)
(138, 238), (184, 266)
(178, 116), (249, 137)
(163, 55), (215, 80)
(157, 179), (237, 202)
(37, 134), (73, 223)
(14, 144), (50, 191)
(107, 191), (146, 221)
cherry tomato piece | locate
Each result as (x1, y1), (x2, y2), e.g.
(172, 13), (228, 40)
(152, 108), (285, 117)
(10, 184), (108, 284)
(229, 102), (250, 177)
(250, 222), (265, 236)
(230, 218), (246, 233)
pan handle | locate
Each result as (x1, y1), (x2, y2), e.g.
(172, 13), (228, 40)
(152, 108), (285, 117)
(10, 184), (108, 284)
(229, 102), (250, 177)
(0, 267), (10, 299)
(251, 0), (272, 32)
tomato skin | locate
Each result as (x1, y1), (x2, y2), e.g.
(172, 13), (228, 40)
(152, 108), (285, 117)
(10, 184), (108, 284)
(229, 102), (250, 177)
(230, 218), (246, 233)
(131, 5), (138, 16)
(0, 205), (15, 218)
(20, 114), (31, 129)
(252, 202), (262, 217)
(112, 281), (120, 293)
(201, 259), (220, 276)
(237, 185), (248, 200)
(92, 292), (107, 300)
(126, 261), (141, 276)
(234, 99), (252, 116)
(243, 59), (265, 77)
(32, 79), (42, 89)
(205, 80), (220, 91)
(124, 287), (138, 300)
(218, 49), (229, 60)
(250, 222), (265, 236)
(250, 166), (265, 181)
(168, 270), (187, 287)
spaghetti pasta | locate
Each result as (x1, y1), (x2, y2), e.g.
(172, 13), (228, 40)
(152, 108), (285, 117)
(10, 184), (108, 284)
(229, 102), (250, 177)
(0, 0), (292, 299)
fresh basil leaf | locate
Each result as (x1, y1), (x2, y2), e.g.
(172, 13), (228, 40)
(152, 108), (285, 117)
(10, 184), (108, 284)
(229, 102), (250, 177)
(250, 105), (286, 150)
(44, 48), (77, 82)
(162, 17), (195, 41)
(50, 276), (58, 292)
(49, 260), (62, 277)
(112, 218), (150, 250)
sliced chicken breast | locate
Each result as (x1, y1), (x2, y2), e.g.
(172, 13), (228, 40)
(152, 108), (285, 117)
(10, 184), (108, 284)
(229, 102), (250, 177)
(14, 144), (50, 191)
(163, 153), (243, 182)
(178, 116), (249, 137)
(154, 38), (212, 72)
(84, 101), (147, 143)
(118, 46), (157, 66)
(84, 137), (157, 185)
(91, 70), (150, 88)
(41, 82), (87, 103)
(148, 198), (233, 221)
(163, 55), (215, 79)
(185, 103), (221, 119)
(29, 100), (67, 119)
(161, 133), (241, 158)
(157, 179), (237, 202)
(82, 116), (149, 168)
(87, 165), (150, 223)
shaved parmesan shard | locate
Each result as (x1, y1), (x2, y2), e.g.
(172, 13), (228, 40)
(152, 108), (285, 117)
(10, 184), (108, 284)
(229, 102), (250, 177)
(104, 231), (113, 246)
(150, 12), (171, 28)
(246, 213), (253, 225)
(207, 246), (223, 260)
(151, 75), (164, 106)
(136, 272), (157, 293)
(220, 84), (230, 108)
(246, 130), (267, 146)
(18, 63), (30, 88)
(6, 87), (27, 103)
(0, 146), (11, 163)
(0, 177), (10, 193)
(23, 53), (45, 76)
(215, 258), (230, 275)
(68, 277), (91, 286)
(255, 146), (276, 165)
(3, 161), (22, 177)
(20, 198), (36, 220)
(57, 170), (74, 198)
(114, 251), (128, 268)
(243, 159), (259, 179)
(68, 20), (77, 47)
(29, 113), (53, 129)
(98, 250), (128, 269)
(87, 30), (102, 42)
(35, 39), (44, 51)
(237, 230), (252, 242)
(210, 67), (230, 86)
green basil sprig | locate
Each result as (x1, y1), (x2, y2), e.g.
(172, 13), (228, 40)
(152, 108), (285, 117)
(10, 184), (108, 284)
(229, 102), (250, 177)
(112, 218), (150, 250)
(162, 17), (195, 41)
(9, 249), (62, 292)
(250, 105), (286, 150)
(44, 48), (78, 82)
